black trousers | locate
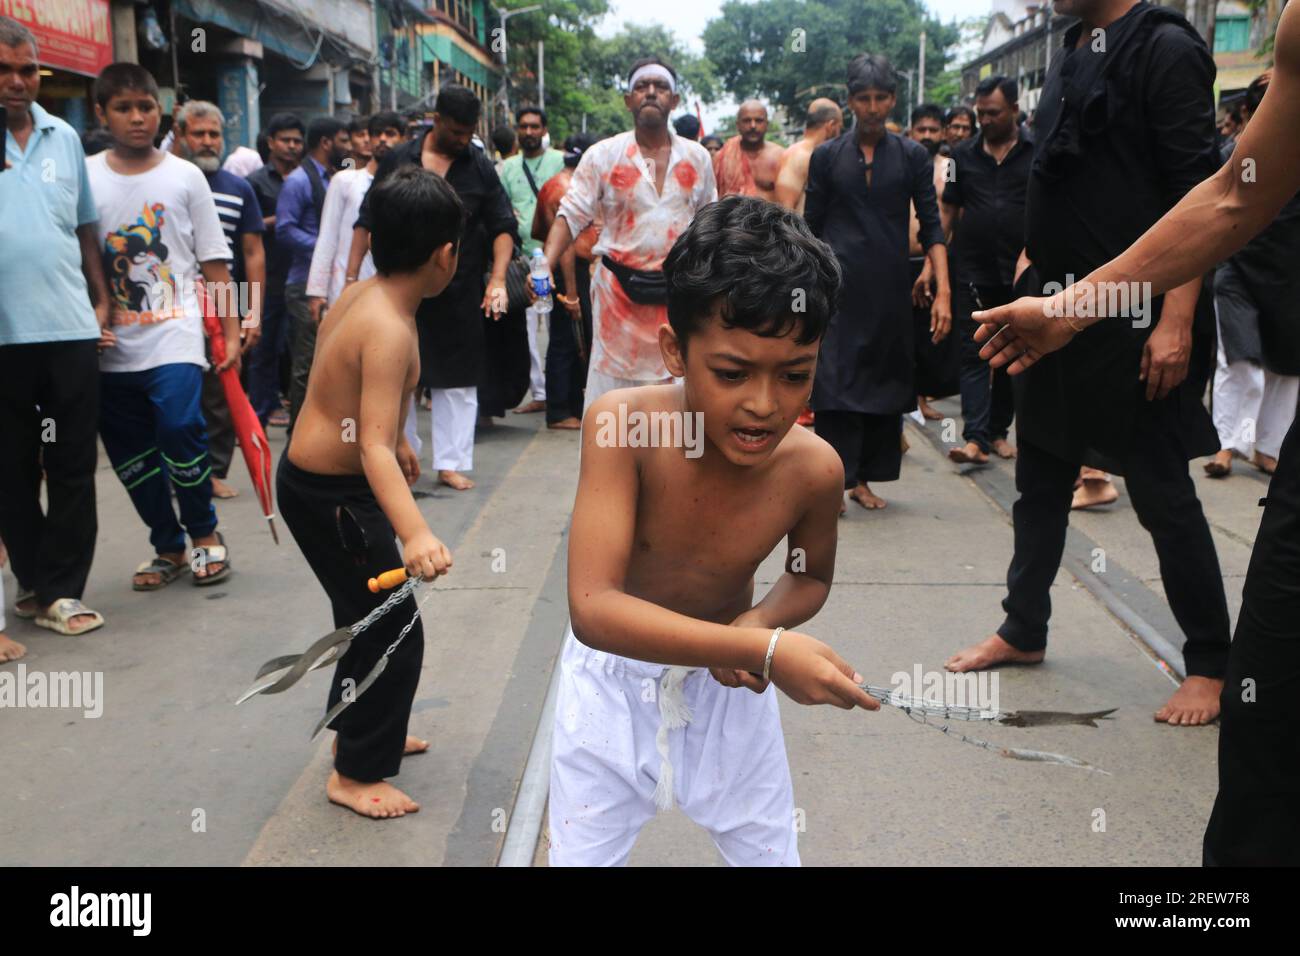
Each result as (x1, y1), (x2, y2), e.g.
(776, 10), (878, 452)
(954, 283), (1015, 452)
(999, 435), (1230, 678)
(0, 340), (100, 607)
(1203, 415), (1300, 865)
(815, 411), (903, 486)
(285, 283), (316, 433)
(545, 259), (592, 423)
(201, 341), (235, 479)
(276, 455), (423, 782)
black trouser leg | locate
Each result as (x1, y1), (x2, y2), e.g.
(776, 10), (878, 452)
(0, 341), (100, 606)
(545, 273), (586, 424)
(816, 411), (902, 487)
(285, 283), (316, 433)
(276, 460), (423, 782)
(1122, 422), (1230, 679)
(201, 356), (236, 479)
(998, 439), (1080, 652)
(1204, 417), (1300, 865)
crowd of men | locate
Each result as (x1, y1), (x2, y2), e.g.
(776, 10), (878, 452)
(3, 0), (1299, 862)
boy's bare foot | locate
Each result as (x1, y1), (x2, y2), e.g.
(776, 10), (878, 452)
(438, 469), (474, 490)
(133, 551), (186, 588)
(900, 433), (910, 453)
(948, 441), (989, 465)
(1072, 477), (1120, 510)
(1154, 676), (1222, 726)
(514, 400), (546, 414)
(547, 417), (581, 430)
(991, 438), (1017, 459)
(945, 634), (1045, 672)
(918, 396), (942, 421)
(326, 771), (421, 819)
(848, 482), (886, 510)
(1254, 452), (1278, 475)
(1203, 449), (1233, 478)
(211, 477), (239, 498)
(0, 633), (26, 662)
(334, 734), (428, 757)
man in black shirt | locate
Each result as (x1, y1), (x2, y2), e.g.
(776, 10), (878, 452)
(942, 75), (1032, 464)
(245, 112), (304, 427)
(349, 85), (517, 491)
(945, 0), (1229, 727)
(806, 53), (949, 511)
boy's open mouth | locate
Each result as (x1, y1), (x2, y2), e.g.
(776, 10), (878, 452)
(731, 426), (774, 452)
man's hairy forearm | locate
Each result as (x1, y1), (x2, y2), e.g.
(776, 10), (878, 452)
(571, 589), (774, 672)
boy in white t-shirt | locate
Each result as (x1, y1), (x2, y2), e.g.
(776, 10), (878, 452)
(88, 64), (240, 589)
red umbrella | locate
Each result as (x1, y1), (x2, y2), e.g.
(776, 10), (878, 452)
(200, 281), (279, 544)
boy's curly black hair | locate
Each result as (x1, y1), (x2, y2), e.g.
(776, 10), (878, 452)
(663, 195), (842, 348)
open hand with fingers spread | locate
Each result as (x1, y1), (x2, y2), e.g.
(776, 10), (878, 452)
(972, 295), (1077, 374)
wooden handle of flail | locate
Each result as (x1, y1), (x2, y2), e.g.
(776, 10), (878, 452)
(368, 568), (408, 593)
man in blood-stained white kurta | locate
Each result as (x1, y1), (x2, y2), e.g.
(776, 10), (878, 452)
(545, 60), (717, 409)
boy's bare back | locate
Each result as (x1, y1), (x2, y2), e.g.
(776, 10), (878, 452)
(286, 279), (420, 476)
(582, 384), (843, 627)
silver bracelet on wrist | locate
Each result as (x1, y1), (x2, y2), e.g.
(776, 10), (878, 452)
(763, 627), (784, 682)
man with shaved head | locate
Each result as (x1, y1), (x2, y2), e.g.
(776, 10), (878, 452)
(775, 98), (843, 215)
(713, 99), (786, 201)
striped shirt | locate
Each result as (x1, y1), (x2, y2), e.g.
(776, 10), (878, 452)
(204, 168), (264, 282)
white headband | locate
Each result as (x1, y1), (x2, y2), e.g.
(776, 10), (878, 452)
(629, 64), (676, 94)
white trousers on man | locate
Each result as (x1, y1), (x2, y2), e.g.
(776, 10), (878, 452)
(525, 307), (546, 404)
(548, 627), (799, 867)
(1212, 336), (1298, 460)
(427, 386), (477, 472)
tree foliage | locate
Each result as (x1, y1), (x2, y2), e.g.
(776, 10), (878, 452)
(496, 4), (719, 140)
(702, 0), (960, 121)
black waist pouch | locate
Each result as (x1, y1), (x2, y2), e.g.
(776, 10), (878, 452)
(602, 255), (668, 305)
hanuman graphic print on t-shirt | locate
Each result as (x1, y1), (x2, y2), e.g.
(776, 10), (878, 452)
(104, 202), (183, 325)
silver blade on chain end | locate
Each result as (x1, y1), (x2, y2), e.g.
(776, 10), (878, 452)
(310, 654), (390, 740)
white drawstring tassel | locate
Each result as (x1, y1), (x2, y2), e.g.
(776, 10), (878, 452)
(652, 666), (696, 811)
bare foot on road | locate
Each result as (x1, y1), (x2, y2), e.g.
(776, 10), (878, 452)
(514, 400), (546, 414)
(1254, 452), (1277, 475)
(438, 469), (474, 490)
(945, 634), (1045, 672)
(326, 771), (420, 819)
(0, 633), (26, 662)
(1154, 676), (1222, 726)
(1072, 477), (1119, 510)
(211, 477), (239, 498)
(992, 438), (1017, 460)
(918, 396), (942, 421)
(949, 442), (989, 465)
(848, 482), (886, 510)
(1203, 449), (1233, 478)
(547, 417), (581, 430)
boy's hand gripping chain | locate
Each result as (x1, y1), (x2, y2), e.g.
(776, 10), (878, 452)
(236, 570), (431, 739)
(860, 682), (1117, 773)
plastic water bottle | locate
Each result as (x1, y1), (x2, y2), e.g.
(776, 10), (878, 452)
(529, 249), (553, 315)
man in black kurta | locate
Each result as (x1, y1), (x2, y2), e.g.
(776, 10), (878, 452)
(945, 0), (1230, 725)
(354, 85), (518, 490)
(806, 53), (949, 510)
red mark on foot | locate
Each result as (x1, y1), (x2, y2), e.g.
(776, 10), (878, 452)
(372, 797), (381, 803)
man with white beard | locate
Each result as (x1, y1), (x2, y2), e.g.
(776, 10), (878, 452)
(176, 100), (265, 500)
